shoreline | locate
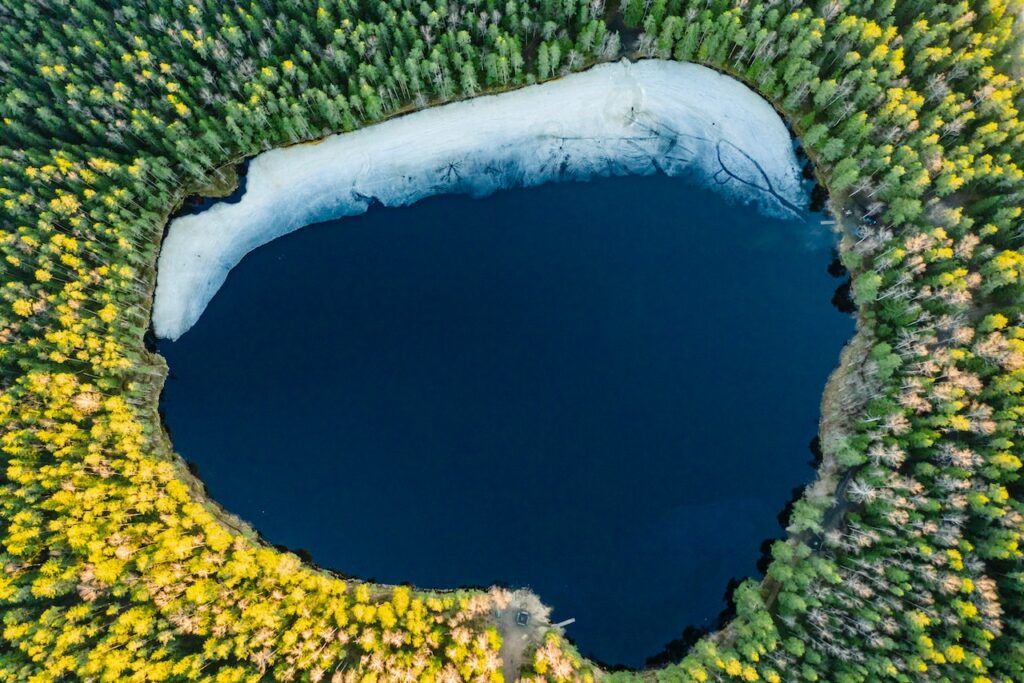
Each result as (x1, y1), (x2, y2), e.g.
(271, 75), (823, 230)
(152, 58), (806, 341)
(136, 58), (869, 678)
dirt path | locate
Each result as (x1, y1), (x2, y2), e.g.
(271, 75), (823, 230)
(494, 589), (555, 680)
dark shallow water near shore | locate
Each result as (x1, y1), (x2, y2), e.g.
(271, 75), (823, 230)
(158, 174), (853, 667)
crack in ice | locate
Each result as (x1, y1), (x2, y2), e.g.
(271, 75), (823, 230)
(713, 140), (804, 218)
(153, 60), (807, 340)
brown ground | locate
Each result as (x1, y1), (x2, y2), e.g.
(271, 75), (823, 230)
(494, 589), (555, 680)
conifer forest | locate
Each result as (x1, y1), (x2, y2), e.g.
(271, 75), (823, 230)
(1, 0), (1024, 681)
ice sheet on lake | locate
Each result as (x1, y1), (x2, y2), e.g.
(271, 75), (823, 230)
(153, 59), (806, 340)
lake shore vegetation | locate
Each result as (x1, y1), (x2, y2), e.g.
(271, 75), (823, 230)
(1, 1), (1022, 681)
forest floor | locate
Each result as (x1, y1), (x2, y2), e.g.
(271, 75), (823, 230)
(494, 589), (554, 680)
(805, 195), (871, 515)
(194, 162), (239, 198)
(807, 321), (871, 531)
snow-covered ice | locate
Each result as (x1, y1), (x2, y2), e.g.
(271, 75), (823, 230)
(153, 59), (806, 340)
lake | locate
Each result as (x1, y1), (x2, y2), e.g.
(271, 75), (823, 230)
(158, 173), (852, 667)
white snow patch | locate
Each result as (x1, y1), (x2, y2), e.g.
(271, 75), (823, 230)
(154, 59), (806, 340)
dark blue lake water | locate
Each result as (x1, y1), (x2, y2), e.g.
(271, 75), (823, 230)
(158, 174), (852, 667)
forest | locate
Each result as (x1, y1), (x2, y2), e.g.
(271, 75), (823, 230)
(0, 0), (1022, 681)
